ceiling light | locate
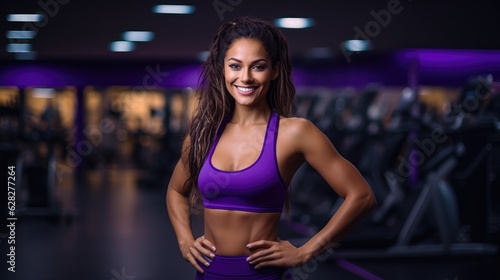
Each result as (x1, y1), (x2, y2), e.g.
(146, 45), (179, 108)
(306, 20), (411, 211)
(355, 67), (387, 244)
(122, 31), (155, 42)
(343, 40), (373, 52)
(153, 5), (195, 14)
(109, 41), (136, 52)
(6, 43), (32, 53)
(274, 18), (314, 29)
(7, 14), (44, 22)
(6, 30), (37, 39)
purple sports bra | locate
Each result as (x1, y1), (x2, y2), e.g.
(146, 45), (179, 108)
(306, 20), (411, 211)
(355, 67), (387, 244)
(197, 112), (287, 213)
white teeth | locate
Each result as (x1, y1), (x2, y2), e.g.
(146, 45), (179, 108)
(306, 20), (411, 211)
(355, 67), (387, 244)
(237, 86), (256, 92)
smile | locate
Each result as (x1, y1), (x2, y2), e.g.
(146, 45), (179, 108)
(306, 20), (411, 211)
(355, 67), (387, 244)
(235, 86), (258, 93)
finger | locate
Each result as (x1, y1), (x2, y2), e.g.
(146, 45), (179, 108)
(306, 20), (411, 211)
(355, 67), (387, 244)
(194, 241), (216, 259)
(257, 251), (281, 262)
(247, 247), (275, 263)
(246, 240), (276, 250)
(248, 250), (278, 265)
(186, 254), (205, 274)
(200, 238), (217, 252)
(195, 236), (216, 254)
(254, 252), (290, 269)
(190, 247), (212, 267)
(250, 254), (281, 269)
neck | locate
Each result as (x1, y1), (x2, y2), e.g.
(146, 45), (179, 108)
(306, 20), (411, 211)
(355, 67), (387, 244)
(230, 104), (272, 127)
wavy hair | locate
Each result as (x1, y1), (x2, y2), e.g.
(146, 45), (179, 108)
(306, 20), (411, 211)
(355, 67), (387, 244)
(185, 16), (296, 211)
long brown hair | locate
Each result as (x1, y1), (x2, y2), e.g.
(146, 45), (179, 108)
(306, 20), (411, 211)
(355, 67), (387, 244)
(185, 16), (296, 210)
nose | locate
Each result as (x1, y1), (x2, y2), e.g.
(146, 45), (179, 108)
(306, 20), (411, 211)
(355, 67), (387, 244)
(240, 67), (254, 84)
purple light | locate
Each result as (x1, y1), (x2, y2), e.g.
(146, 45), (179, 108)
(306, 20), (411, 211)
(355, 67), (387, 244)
(0, 64), (202, 88)
(397, 49), (500, 74)
(0, 66), (71, 87)
(160, 65), (201, 88)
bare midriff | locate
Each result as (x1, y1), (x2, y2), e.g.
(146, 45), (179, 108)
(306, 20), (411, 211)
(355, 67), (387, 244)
(204, 208), (281, 256)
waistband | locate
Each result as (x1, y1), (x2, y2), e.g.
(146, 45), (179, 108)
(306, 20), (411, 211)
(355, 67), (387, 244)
(197, 254), (289, 277)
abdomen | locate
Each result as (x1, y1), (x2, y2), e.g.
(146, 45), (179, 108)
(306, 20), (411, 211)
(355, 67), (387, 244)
(203, 209), (281, 256)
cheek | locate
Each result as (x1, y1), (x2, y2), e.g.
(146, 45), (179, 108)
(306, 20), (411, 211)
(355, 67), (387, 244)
(259, 71), (273, 84)
(224, 68), (235, 83)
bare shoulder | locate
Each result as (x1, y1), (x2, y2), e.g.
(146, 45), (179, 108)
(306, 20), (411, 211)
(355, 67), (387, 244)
(277, 116), (322, 153)
(278, 115), (336, 157)
(278, 116), (318, 139)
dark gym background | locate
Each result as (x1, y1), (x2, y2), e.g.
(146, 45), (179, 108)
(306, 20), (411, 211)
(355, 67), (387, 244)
(1, 1), (499, 279)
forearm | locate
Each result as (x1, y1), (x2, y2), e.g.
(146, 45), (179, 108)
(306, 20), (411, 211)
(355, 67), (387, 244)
(299, 192), (376, 262)
(166, 186), (195, 250)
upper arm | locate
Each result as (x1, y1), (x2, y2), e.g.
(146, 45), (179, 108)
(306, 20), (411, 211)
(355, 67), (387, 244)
(168, 135), (192, 197)
(292, 118), (372, 199)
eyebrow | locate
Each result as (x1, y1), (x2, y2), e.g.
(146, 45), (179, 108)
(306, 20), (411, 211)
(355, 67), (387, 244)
(227, 58), (268, 63)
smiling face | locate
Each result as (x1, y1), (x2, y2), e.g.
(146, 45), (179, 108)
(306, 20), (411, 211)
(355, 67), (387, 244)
(223, 38), (278, 108)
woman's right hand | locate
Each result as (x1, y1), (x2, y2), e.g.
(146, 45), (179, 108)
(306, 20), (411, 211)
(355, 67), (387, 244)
(181, 235), (217, 273)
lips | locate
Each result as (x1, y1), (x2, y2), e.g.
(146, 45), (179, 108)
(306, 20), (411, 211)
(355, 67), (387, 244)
(235, 85), (258, 95)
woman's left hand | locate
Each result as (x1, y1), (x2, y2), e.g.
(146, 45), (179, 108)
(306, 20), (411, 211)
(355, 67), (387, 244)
(245, 239), (307, 269)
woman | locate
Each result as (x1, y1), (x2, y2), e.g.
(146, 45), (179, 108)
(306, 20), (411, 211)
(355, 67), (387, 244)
(167, 17), (376, 280)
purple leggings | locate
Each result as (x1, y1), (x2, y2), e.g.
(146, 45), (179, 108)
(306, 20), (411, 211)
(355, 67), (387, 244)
(195, 255), (292, 280)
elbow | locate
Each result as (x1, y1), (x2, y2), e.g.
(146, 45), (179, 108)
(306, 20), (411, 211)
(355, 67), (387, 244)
(364, 190), (377, 213)
(344, 188), (377, 215)
(356, 189), (377, 215)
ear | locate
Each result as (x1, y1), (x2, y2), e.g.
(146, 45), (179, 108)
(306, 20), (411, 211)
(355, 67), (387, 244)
(272, 62), (280, 80)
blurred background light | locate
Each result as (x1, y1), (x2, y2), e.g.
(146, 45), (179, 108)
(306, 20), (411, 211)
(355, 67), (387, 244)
(6, 43), (32, 53)
(6, 30), (37, 39)
(152, 5), (195, 14)
(7, 13), (44, 22)
(274, 18), (314, 29)
(109, 41), (136, 52)
(343, 40), (373, 52)
(122, 31), (155, 42)
(197, 51), (210, 62)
